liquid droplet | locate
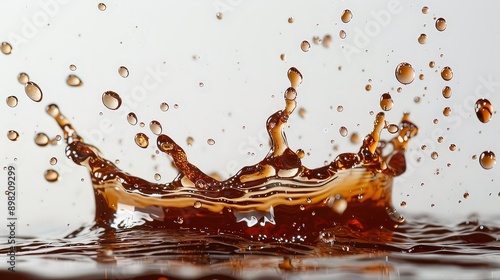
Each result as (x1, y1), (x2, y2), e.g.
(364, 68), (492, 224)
(463, 192), (470, 199)
(199, 82), (204, 87)
(380, 93), (394, 111)
(127, 112), (138, 126)
(134, 133), (149, 149)
(49, 157), (58, 165)
(350, 132), (360, 144)
(287, 17), (294, 23)
(118, 66), (129, 78)
(102, 91), (122, 110)
(339, 126), (348, 137)
(441, 66), (453, 81)
(387, 124), (399, 134)
(1, 42), (12, 55)
(365, 84), (372, 91)
(435, 18), (447, 31)
(400, 201), (407, 207)
(284, 87), (297, 101)
(159, 102), (169, 112)
(35, 133), (50, 146)
(69, 64), (77, 71)
(194, 200), (202, 209)
(98, 3), (106, 11)
(418, 34), (427, 44)
(479, 151), (496, 170)
(300, 41), (310, 52)
(44, 169), (59, 182)
(298, 107), (306, 118)
(341, 9), (352, 23)
(18, 73), (29, 84)
(149, 120), (162, 135)
(332, 198), (347, 214)
(25, 81), (43, 102)
(287, 67), (303, 89)
(7, 130), (19, 141)
(154, 173), (161, 181)
(207, 138), (215, 145)
(216, 12), (223, 20)
(442, 86), (452, 99)
(6, 96), (18, 108)
(449, 144), (457, 151)
(280, 53), (286, 61)
(312, 36), (321, 45)
(475, 99), (493, 123)
(176, 217), (184, 224)
(66, 75), (83, 87)
(322, 35), (332, 48)
(422, 6), (429, 14)
(431, 151), (439, 160)
(443, 107), (451, 117)
(186, 137), (194, 146)
(395, 62), (415, 85)
(429, 61), (435, 68)
(337, 105), (343, 112)
(339, 30), (346, 39)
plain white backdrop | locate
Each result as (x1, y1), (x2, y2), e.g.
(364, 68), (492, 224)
(0, 0), (499, 237)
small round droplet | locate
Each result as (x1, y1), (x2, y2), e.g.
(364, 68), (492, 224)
(380, 93), (394, 111)
(312, 36), (321, 45)
(49, 157), (58, 165)
(419, 74), (425, 80)
(118, 66), (129, 78)
(186, 137), (194, 146)
(298, 107), (306, 118)
(475, 99), (493, 123)
(400, 201), (407, 207)
(98, 3), (106, 11)
(154, 173), (161, 181)
(339, 126), (348, 137)
(199, 82), (204, 87)
(296, 149), (305, 159)
(288, 17), (294, 23)
(337, 105), (343, 112)
(339, 30), (346, 39)
(300, 40), (310, 52)
(195, 179), (206, 189)
(421, 145), (427, 150)
(127, 112), (138, 125)
(44, 169), (59, 182)
(66, 75), (83, 87)
(442, 86), (452, 99)
(299, 205), (305, 211)
(435, 18), (447, 31)
(365, 84), (371, 91)
(463, 192), (470, 199)
(6, 96), (18, 108)
(341, 10), (352, 23)
(134, 133), (149, 149)
(395, 62), (415, 85)
(207, 138), (215, 145)
(449, 144), (456, 151)
(25, 81), (43, 102)
(429, 61), (435, 68)
(69, 64), (77, 71)
(387, 124), (399, 134)
(7, 130), (19, 141)
(422, 6), (429, 14)
(443, 107), (451, 117)
(160, 102), (169, 112)
(1, 42), (12, 55)
(280, 53), (286, 61)
(287, 67), (303, 89)
(102, 91), (122, 110)
(437, 136), (444, 143)
(216, 12), (223, 20)
(18, 73), (29, 85)
(194, 200), (202, 209)
(35, 133), (50, 146)
(431, 151), (439, 160)
(479, 151), (496, 170)
(332, 198), (347, 214)
(418, 34), (427, 44)
(322, 35), (332, 48)
(149, 120), (162, 135)
(441, 66), (453, 81)
(350, 132), (360, 144)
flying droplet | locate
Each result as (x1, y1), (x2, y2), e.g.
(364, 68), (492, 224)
(280, 54), (286, 61)
(118, 66), (129, 78)
(350, 132), (360, 144)
(479, 151), (496, 170)
(475, 98), (493, 123)
(69, 64), (77, 71)
(159, 102), (169, 112)
(339, 30), (346, 39)
(365, 84), (371, 91)
(1, 42), (12, 55)
(322, 35), (332, 48)
(216, 12), (223, 20)
(288, 17), (294, 23)
(429, 61), (435, 68)
(49, 157), (58, 165)
(66, 75), (83, 87)
(449, 144), (456, 151)
(431, 151), (439, 160)
(149, 120), (162, 135)
(102, 91), (122, 110)
(287, 67), (303, 89)
(176, 217), (184, 224)
(186, 137), (194, 146)
(422, 6), (429, 14)
(7, 130), (19, 141)
(35, 133), (50, 146)
(341, 9), (352, 23)
(298, 107), (306, 118)
(284, 87), (297, 101)
(443, 107), (451, 117)
(387, 124), (399, 134)
(312, 36), (321, 45)
(463, 192), (470, 199)
(98, 3), (106, 11)
(199, 82), (204, 87)
(332, 198), (348, 214)
(18, 73), (29, 84)
(442, 86), (452, 99)
(127, 112), (138, 125)
(134, 133), (149, 149)
(44, 169), (59, 182)
(441, 66), (453, 81)
(194, 200), (202, 209)
(435, 18), (447, 31)
(6, 96), (18, 108)
(418, 34), (427, 44)
(25, 81), (43, 102)
(400, 201), (407, 207)
(380, 93), (394, 111)
(154, 173), (161, 181)
(337, 105), (343, 112)
(395, 62), (415, 85)
(300, 40), (310, 52)
(207, 138), (215, 145)
(339, 126), (348, 137)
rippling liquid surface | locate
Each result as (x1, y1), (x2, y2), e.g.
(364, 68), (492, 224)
(0, 216), (498, 280)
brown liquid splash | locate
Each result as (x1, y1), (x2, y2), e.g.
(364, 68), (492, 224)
(45, 67), (417, 243)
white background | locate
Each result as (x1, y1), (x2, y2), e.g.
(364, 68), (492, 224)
(0, 0), (499, 237)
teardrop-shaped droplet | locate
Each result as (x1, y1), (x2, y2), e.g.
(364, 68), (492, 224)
(66, 75), (83, 87)
(341, 9), (352, 23)
(287, 67), (303, 89)
(25, 81), (43, 102)
(102, 91), (122, 110)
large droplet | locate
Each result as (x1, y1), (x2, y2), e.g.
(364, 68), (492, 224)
(1, 42), (12, 55)
(418, 34), (427, 44)
(6, 96), (18, 108)
(134, 133), (149, 149)
(118, 66), (129, 78)
(35, 133), (50, 146)
(102, 91), (122, 110)
(127, 112), (138, 125)
(194, 200), (202, 209)
(7, 130), (19, 141)
(380, 93), (394, 111)
(25, 81), (43, 102)
(98, 3), (106, 11)
(479, 151), (496, 170)
(475, 99), (493, 123)
(395, 63), (415, 85)
(149, 120), (162, 135)
(442, 86), (452, 99)
(341, 9), (352, 23)
(17, 73), (29, 84)
(287, 67), (303, 89)
(300, 40), (310, 52)
(441, 66), (453, 81)
(66, 75), (83, 87)
(435, 18), (447, 31)
(44, 169), (59, 182)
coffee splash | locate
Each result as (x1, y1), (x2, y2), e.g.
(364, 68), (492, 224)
(44, 67), (417, 243)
